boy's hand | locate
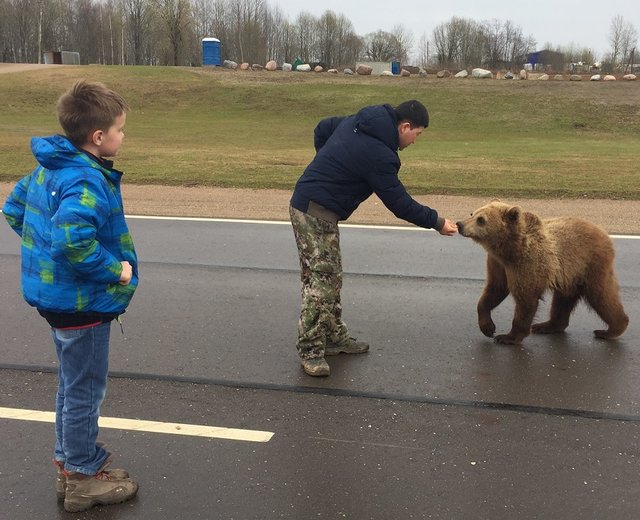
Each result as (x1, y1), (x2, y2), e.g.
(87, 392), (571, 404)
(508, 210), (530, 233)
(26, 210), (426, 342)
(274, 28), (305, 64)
(439, 219), (458, 236)
(119, 261), (133, 285)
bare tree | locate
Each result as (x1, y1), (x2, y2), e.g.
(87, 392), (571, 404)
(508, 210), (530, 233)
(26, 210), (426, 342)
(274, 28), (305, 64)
(10, 0), (39, 62)
(227, 0), (268, 64)
(154, 0), (192, 65)
(483, 19), (505, 69)
(390, 24), (413, 63)
(364, 30), (399, 61)
(123, 0), (151, 64)
(433, 16), (483, 68)
(483, 19), (534, 69)
(432, 20), (455, 67)
(0, 0), (10, 60)
(293, 11), (315, 62)
(608, 15), (637, 70)
(505, 23), (536, 69)
(433, 16), (533, 70)
(316, 10), (339, 67)
(416, 31), (430, 69)
(264, 4), (285, 62)
(333, 13), (360, 67)
(555, 43), (594, 66)
(608, 15), (624, 65)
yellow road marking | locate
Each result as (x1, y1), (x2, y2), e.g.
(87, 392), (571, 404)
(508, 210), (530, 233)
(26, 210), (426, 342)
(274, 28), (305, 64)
(0, 406), (273, 443)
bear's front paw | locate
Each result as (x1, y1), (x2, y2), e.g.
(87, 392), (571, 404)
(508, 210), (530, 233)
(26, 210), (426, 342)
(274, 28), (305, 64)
(479, 317), (496, 337)
(532, 321), (566, 334)
(494, 334), (522, 345)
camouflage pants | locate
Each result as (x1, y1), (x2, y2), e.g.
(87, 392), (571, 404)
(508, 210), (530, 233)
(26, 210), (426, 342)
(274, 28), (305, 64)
(289, 205), (349, 359)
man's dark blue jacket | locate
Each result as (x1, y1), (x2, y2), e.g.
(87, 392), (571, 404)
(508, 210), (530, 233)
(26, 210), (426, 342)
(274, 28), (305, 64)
(290, 104), (443, 230)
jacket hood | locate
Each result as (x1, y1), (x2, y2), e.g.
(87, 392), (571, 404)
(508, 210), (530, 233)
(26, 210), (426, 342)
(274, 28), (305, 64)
(353, 104), (399, 150)
(31, 135), (111, 175)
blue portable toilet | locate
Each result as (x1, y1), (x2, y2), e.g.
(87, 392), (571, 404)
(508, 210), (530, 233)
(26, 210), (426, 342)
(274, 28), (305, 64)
(202, 38), (222, 66)
(391, 61), (401, 75)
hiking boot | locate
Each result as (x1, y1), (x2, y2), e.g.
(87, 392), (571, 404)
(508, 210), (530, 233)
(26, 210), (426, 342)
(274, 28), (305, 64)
(54, 460), (130, 500)
(301, 357), (330, 376)
(64, 464), (138, 512)
(325, 337), (370, 356)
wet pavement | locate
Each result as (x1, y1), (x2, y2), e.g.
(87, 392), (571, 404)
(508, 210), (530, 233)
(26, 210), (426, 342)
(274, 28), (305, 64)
(1, 217), (639, 519)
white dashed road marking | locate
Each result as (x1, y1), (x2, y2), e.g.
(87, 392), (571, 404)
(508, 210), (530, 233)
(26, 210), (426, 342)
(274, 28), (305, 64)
(0, 406), (274, 442)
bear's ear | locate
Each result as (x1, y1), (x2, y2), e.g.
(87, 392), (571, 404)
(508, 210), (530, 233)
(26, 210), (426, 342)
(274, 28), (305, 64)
(505, 206), (520, 224)
(523, 211), (542, 231)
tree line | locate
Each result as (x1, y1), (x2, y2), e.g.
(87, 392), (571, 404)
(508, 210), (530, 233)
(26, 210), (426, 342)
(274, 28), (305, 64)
(0, 0), (637, 71)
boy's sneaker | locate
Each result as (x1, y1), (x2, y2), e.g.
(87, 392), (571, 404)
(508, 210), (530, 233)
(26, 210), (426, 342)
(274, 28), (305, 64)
(325, 337), (369, 356)
(63, 463), (138, 512)
(54, 460), (130, 500)
(301, 357), (330, 376)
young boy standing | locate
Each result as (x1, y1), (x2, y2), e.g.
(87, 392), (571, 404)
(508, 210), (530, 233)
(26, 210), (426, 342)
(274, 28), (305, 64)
(3, 80), (139, 512)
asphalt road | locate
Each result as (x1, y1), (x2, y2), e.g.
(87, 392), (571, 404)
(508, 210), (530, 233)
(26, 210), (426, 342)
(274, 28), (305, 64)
(1, 217), (639, 519)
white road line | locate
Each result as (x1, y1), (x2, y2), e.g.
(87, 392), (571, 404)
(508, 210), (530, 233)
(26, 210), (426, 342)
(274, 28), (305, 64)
(129, 214), (425, 231)
(126, 215), (640, 238)
(0, 406), (274, 443)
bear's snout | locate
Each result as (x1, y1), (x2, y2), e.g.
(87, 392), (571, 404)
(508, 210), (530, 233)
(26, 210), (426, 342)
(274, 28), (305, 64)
(456, 221), (465, 235)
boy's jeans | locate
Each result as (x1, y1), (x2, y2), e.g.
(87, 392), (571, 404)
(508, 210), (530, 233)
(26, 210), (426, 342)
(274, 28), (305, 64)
(51, 322), (111, 475)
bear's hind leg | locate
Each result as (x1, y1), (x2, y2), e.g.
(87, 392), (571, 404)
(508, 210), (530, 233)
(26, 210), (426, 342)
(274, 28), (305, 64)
(584, 271), (629, 339)
(532, 291), (580, 334)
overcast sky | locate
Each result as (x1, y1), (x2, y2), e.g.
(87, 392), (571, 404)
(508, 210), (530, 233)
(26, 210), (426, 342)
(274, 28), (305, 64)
(271, 0), (639, 59)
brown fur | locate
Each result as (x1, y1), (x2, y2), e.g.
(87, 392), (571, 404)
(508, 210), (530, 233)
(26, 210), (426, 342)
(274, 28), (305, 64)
(457, 201), (629, 345)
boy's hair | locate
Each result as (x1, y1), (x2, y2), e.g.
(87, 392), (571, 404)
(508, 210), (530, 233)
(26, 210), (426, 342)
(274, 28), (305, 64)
(56, 80), (129, 147)
(394, 100), (429, 128)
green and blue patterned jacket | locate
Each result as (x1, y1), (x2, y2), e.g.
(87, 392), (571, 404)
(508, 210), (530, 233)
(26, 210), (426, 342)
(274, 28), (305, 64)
(2, 135), (138, 314)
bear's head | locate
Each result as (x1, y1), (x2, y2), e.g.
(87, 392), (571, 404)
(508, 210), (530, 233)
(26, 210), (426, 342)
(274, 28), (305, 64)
(457, 201), (542, 258)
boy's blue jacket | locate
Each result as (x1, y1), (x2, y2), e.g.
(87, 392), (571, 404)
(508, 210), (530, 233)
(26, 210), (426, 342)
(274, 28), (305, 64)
(2, 135), (138, 314)
(290, 104), (440, 229)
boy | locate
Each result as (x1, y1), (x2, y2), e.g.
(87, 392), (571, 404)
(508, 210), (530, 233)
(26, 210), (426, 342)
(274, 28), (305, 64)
(3, 80), (139, 512)
(289, 100), (457, 376)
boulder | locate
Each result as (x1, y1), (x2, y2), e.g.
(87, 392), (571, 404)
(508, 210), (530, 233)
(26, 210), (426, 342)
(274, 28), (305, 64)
(590, 74), (601, 81)
(472, 68), (492, 79)
(519, 69), (528, 80)
(296, 64), (311, 72)
(282, 62), (292, 72)
(380, 70), (394, 76)
(222, 60), (238, 69)
(356, 64), (373, 75)
(538, 74), (549, 81)
(504, 71), (514, 80)
(265, 60), (277, 71)
(251, 64), (263, 71)
(314, 65), (323, 72)
(419, 69), (427, 78)
(623, 74), (637, 81)
(327, 68), (338, 74)
(239, 62), (250, 70)
(553, 74), (564, 81)
(400, 69), (411, 77)
(603, 75), (616, 81)
(343, 68), (354, 75)
(454, 70), (468, 78)
(569, 74), (582, 81)
(437, 70), (451, 78)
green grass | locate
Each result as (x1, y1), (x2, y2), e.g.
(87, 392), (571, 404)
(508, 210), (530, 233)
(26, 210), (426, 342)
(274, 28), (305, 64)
(1, 65), (639, 199)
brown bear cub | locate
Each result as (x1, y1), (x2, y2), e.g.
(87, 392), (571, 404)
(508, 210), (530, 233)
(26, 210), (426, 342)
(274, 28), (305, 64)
(457, 201), (629, 345)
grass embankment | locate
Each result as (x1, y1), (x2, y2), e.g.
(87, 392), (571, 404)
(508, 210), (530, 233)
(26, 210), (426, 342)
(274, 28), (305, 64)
(1, 65), (639, 199)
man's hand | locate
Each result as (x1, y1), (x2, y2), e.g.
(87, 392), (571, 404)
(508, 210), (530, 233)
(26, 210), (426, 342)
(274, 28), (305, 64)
(119, 261), (133, 285)
(438, 219), (458, 236)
